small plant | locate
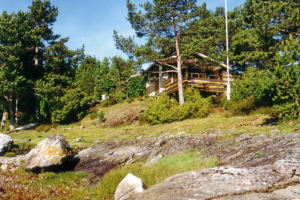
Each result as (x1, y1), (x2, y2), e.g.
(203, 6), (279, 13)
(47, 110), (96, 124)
(256, 152), (264, 158)
(138, 115), (145, 125)
(35, 125), (51, 132)
(127, 98), (134, 104)
(90, 112), (97, 120)
(4, 152), (16, 157)
(98, 110), (105, 122)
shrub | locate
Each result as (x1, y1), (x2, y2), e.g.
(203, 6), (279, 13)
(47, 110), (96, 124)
(105, 91), (126, 106)
(35, 125), (51, 132)
(219, 96), (256, 115)
(231, 67), (274, 107)
(271, 36), (300, 120)
(138, 115), (145, 125)
(126, 98), (134, 104)
(90, 112), (97, 120)
(98, 110), (105, 122)
(51, 88), (92, 123)
(128, 75), (146, 98)
(4, 152), (16, 157)
(144, 87), (212, 124)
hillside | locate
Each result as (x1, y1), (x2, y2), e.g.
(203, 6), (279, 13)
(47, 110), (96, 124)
(1, 99), (300, 199)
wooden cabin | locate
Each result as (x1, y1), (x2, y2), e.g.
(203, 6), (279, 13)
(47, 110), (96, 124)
(145, 53), (233, 97)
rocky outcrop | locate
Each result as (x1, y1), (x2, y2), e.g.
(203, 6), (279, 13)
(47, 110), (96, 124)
(203, 133), (300, 167)
(0, 155), (25, 171)
(133, 159), (300, 200)
(114, 173), (147, 200)
(0, 133), (13, 156)
(23, 135), (72, 172)
(73, 133), (218, 181)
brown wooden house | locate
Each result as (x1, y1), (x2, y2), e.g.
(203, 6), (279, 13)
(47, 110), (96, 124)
(145, 53), (233, 97)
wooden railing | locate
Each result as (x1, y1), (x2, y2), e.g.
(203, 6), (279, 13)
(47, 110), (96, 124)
(165, 73), (233, 94)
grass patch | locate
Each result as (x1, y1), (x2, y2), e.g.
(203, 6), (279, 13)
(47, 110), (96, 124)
(0, 168), (90, 199)
(92, 151), (218, 199)
(256, 152), (264, 158)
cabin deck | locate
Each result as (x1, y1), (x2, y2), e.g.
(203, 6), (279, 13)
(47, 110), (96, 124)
(165, 73), (232, 95)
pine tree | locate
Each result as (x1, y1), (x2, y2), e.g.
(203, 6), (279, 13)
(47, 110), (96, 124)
(114, 0), (198, 105)
(0, 11), (32, 130)
(28, 0), (59, 120)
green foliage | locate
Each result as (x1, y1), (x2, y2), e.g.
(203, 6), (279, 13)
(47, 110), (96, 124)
(128, 75), (146, 98)
(51, 88), (92, 123)
(231, 67), (274, 106)
(256, 152), (264, 158)
(272, 35), (300, 120)
(219, 96), (257, 115)
(98, 110), (105, 122)
(126, 98), (134, 104)
(94, 78), (115, 97)
(183, 87), (213, 118)
(4, 152), (16, 157)
(144, 88), (212, 125)
(89, 112), (97, 120)
(108, 91), (126, 105)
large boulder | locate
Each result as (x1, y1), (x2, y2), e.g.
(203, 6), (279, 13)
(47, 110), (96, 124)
(0, 133), (13, 156)
(114, 173), (147, 200)
(23, 135), (72, 172)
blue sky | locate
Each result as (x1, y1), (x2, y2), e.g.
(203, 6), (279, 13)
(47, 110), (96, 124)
(0, 0), (246, 60)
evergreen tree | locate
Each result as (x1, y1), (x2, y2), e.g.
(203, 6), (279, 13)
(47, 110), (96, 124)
(272, 35), (300, 119)
(0, 11), (33, 130)
(28, 0), (60, 120)
(114, 0), (198, 105)
(110, 56), (136, 91)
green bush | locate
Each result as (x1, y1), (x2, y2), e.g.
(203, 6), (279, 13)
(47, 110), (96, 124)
(35, 124), (51, 132)
(219, 96), (256, 115)
(90, 112), (97, 120)
(98, 110), (105, 122)
(231, 67), (274, 107)
(4, 152), (16, 157)
(271, 36), (300, 120)
(128, 75), (146, 98)
(51, 88), (92, 123)
(126, 98), (134, 104)
(144, 87), (212, 124)
(108, 91), (126, 105)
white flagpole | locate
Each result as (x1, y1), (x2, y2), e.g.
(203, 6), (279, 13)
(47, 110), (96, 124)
(225, 0), (230, 100)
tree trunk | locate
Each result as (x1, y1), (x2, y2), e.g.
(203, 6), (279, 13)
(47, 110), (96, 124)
(35, 44), (40, 121)
(175, 37), (184, 105)
(8, 92), (15, 131)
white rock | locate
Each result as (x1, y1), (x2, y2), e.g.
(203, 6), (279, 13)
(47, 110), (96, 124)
(114, 173), (147, 200)
(0, 133), (13, 155)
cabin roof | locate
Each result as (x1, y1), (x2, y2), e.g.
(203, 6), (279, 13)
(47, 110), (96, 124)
(146, 53), (231, 72)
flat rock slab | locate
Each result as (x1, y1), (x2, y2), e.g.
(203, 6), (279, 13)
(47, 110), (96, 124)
(203, 133), (300, 168)
(134, 162), (300, 200)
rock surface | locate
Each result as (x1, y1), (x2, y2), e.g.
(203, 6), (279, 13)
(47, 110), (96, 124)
(23, 135), (72, 172)
(73, 133), (218, 180)
(203, 133), (300, 167)
(114, 173), (147, 200)
(133, 160), (300, 200)
(0, 155), (25, 171)
(0, 133), (13, 156)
